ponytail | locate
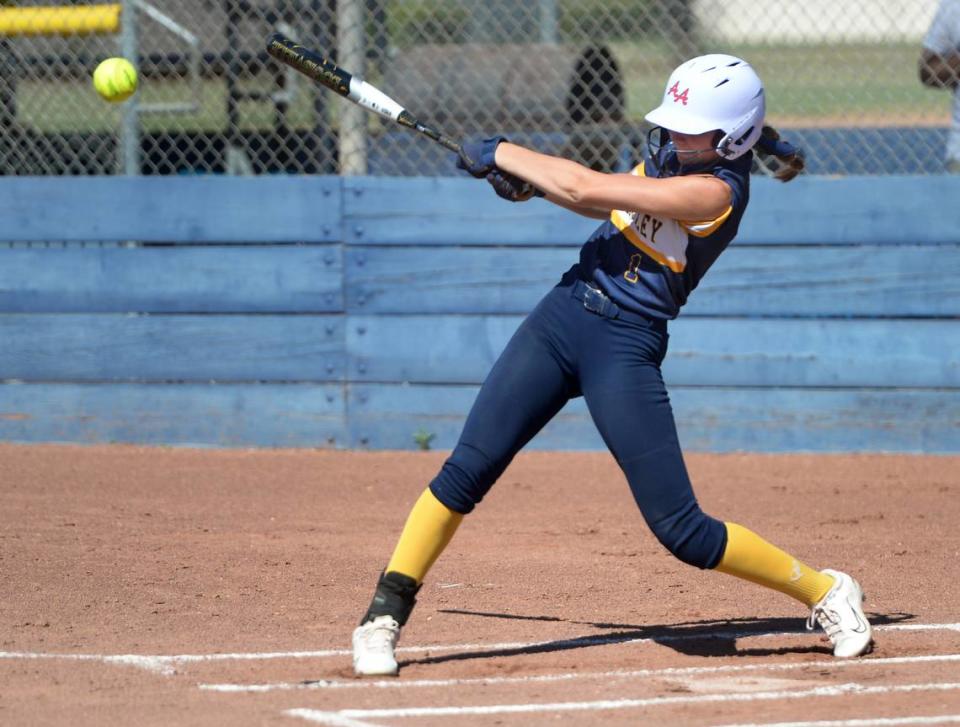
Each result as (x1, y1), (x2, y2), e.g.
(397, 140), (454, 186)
(756, 125), (805, 182)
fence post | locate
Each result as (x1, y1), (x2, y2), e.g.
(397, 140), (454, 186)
(120, 0), (141, 175)
(337, 0), (366, 175)
(539, 0), (558, 43)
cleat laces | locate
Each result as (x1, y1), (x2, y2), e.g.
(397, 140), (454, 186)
(807, 604), (841, 641)
(359, 616), (399, 655)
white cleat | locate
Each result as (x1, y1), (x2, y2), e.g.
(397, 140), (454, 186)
(352, 615), (401, 676)
(807, 568), (873, 658)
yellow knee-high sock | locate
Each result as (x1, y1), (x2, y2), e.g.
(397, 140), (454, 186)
(715, 522), (835, 607)
(385, 488), (464, 584)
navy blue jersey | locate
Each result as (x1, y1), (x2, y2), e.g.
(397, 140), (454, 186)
(577, 151), (752, 320)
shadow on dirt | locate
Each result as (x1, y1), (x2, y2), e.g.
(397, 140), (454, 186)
(401, 610), (915, 665)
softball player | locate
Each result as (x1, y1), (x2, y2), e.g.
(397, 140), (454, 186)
(352, 54), (872, 676)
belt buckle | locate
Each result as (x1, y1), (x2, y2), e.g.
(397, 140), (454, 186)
(582, 284), (607, 314)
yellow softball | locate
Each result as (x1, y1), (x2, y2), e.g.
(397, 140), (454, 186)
(93, 57), (138, 103)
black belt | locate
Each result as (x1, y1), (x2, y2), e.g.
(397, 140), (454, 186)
(570, 279), (666, 331)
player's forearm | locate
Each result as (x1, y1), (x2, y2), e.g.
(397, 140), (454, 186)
(919, 50), (960, 88)
(493, 144), (611, 217)
(495, 142), (730, 220)
(495, 143), (600, 205)
(543, 194), (611, 219)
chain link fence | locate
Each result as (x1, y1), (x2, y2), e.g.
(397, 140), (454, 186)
(0, 0), (953, 176)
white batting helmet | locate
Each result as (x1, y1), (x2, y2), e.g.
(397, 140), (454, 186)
(644, 54), (765, 160)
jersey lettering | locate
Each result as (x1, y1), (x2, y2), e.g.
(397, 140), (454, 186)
(610, 208), (689, 273)
(636, 213), (663, 243)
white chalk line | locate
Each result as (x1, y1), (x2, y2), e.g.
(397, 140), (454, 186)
(2, 621), (959, 676)
(285, 681), (960, 721)
(200, 652), (960, 693)
(0, 649), (348, 676)
(718, 716), (960, 727)
(286, 712), (383, 727)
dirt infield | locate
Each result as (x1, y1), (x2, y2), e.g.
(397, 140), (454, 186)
(2, 444), (959, 726)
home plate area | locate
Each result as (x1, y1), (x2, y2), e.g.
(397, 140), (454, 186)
(7, 621), (960, 726)
(209, 622), (960, 726)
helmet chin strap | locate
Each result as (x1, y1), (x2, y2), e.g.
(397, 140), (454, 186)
(673, 143), (721, 157)
(674, 146), (721, 166)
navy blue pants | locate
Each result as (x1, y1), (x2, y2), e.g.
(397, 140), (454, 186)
(429, 272), (727, 570)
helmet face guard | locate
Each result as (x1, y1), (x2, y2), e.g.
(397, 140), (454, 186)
(645, 54), (765, 161)
(646, 126), (725, 176)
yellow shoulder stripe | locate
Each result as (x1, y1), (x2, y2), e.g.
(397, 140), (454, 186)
(680, 205), (734, 237)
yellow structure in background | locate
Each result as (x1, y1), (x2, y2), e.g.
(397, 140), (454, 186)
(0, 4), (121, 37)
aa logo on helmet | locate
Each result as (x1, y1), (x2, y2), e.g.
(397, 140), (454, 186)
(668, 81), (689, 105)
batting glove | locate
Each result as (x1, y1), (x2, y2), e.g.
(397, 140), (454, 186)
(456, 136), (508, 178)
(486, 170), (544, 202)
